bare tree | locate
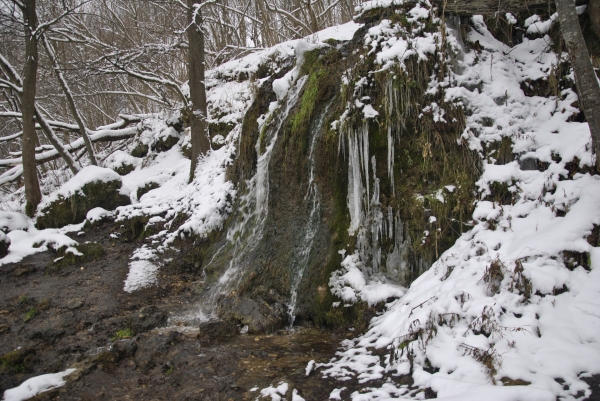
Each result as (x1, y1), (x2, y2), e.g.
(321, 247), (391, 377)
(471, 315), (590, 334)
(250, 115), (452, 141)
(187, 0), (210, 182)
(18, 0), (42, 216)
(42, 34), (97, 165)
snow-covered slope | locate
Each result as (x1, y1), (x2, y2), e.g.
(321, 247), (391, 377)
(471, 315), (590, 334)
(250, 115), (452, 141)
(312, 3), (600, 401)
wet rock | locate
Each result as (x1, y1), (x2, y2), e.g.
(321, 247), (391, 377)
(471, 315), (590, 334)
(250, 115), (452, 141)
(67, 299), (84, 310)
(0, 324), (9, 334)
(28, 328), (66, 344)
(13, 265), (35, 277)
(0, 374), (14, 394)
(135, 331), (183, 372)
(86, 343), (127, 367)
(129, 305), (167, 334)
(112, 338), (138, 359)
(36, 167), (131, 229)
(227, 298), (284, 334)
(198, 320), (238, 340)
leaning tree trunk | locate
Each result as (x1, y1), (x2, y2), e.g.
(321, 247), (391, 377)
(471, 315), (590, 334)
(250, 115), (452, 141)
(21, 0), (42, 216)
(556, 0), (600, 169)
(187, 0), (211, 183)
(42, 35), (96, 166)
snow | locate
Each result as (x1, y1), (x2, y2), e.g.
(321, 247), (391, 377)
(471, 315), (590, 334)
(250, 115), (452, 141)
(259, 382), (288, 401)
(525, 13), (557, 35)
(0, 211), (29, 233)
(86, 207), (113, 224)
(104, 150), (141, 172)
(0, 216), (83, 266)
(362, 104), (379, 119)
(315, 5), (600, 401)
(2, 368), (75, 401)
(330, 252), (405, 305)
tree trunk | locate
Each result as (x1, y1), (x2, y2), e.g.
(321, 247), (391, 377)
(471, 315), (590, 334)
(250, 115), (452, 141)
(34, 106), (81, 174)
(42, 35), (96, 166)
(556, 0), (600, 169)
(21, 0), (42, 216)
(187, 0), (211, 183)
(589, 0), (600, 40)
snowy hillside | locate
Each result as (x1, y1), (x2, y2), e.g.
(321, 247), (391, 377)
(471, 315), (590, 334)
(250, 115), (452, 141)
(312, 2), (600, 401)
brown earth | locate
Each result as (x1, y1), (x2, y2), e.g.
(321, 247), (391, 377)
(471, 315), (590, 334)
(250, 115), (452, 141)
(0, 221), (398, 401)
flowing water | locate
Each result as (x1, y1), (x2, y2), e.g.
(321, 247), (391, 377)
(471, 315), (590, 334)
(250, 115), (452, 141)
(286, 101), (332, 327)
(195, 75), (309, 321)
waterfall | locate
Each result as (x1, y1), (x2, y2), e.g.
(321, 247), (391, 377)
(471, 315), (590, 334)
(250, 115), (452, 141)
(195, 75), (309, 320)
(287, 101), (332, 327)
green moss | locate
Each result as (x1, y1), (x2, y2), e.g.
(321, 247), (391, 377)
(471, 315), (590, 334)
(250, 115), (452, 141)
(121, 215), (151, 242)
(112, 327), (134, 340)
(136, 181), (161, 200)
(0, 349), (31, 374)
(23, 307), (36, 322)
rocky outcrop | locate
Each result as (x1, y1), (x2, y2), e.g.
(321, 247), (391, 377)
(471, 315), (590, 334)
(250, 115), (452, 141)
(36, 166), (131, 229)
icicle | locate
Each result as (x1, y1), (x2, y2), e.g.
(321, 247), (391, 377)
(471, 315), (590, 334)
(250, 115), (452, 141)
(361, 122), (370, 210)
(347, 128), (363, 235)
(387, 125), (395, 195)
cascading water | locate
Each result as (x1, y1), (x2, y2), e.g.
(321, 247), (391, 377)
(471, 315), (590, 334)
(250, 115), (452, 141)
(286, 101), (332, 327)
(194, 75), (309, 321)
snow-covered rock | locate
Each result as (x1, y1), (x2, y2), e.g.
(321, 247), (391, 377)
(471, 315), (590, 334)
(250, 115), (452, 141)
(36, 166), (131, 229)
(0, 211), (30, 233)
(104, 150), (141, 176)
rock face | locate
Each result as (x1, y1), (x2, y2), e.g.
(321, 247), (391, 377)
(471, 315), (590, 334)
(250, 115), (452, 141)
(36, 166), (131, 229)
(193, 5), (480, 333)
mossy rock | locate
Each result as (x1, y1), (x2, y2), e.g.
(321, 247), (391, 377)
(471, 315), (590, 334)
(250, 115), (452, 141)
(36, 179), (130, 230)
(50, 243), (105, 271)
(136, 182), (161, 200)
(0, 347), (34, 374)
(114, 163), (135, 176)
(150, 127), (180, 152)
(131, 143), (149, 158)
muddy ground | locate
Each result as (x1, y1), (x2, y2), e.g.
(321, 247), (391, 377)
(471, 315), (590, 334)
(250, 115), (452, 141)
(2, 221), (597, 400)
(0, 221), (407, 401)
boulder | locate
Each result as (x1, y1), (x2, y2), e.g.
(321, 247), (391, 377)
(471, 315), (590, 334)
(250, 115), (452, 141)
(128, 305), (167, 334)
(198, 320), (238, 340)
(103, 150), (141, 175)
(36, 166), (131, 229)
(151, 126), (180, 152)
(222, 297), (285, 334)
